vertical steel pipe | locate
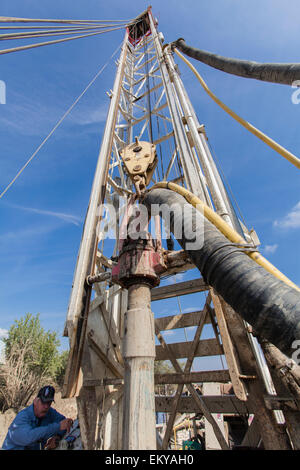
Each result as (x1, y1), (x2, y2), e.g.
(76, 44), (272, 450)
(63, 32), (128, 397)
(122, 283), (157, 450)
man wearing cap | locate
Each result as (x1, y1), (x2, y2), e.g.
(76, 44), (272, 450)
(2, 385), (74, 450)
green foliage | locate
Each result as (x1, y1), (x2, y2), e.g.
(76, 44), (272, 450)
(55, 350), (69, 387)
(0, 314), (69, 411)
(3, 313), (66, 381)
(154, 360), (187, 396)
(154, 360), (175, 375)
(154, 359), (185, 375)
(154, 360), (177, 396)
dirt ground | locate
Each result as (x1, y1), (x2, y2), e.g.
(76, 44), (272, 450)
(0, 392), (77, 448)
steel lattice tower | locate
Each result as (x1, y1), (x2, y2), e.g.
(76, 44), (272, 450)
(62, 8), (300, 450)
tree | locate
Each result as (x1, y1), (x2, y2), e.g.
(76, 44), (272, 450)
(0, 338), (45, 411)
(4, 313), (63, 378)
(154, 361), (177, 396)
(0, 313), (68, 411)
(55, 350), (69, 387)
(154, 360), (187, 396)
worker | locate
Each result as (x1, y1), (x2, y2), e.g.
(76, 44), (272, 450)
(2, 385), (74, 450)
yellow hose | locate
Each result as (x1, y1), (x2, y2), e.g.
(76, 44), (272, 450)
(174, 47), (300, 170)
(150, 181), (300, 292)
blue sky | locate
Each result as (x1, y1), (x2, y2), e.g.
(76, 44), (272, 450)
(0, 1), (299, 362)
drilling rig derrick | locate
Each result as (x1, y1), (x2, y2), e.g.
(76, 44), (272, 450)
(61, 7), (300, 451)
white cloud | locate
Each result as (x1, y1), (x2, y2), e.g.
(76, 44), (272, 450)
(263, 244), (278, 255)
(174, 273), (185, 282)
(0, 87), (107, 139)
(0, 328), (8, 339)
(7, 203), (82, 226)
(163, 272), (186, 286)
(162, 330), (175, 337)
(0, 224), (56, 244)
(24, 207), (82, 226)
(185, 326), (197, 332)
(182, 307), (197, 313)
(274, 202), (300, 229)
(0, 91), (62, 136)
(0, 329), (8, 362)
(71, 105), (108, 126)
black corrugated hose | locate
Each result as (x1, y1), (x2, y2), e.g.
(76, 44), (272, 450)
(174, 38), (300, 86)
(144, 188), (300, 357)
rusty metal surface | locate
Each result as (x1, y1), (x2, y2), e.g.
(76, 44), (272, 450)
(112, 232), (166, 288)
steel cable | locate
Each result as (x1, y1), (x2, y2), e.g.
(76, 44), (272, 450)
(0, 42), (122, 199)
(0, 25), (128, 41)
(0, 25), (126, 56)
(0, 16), (133, 25)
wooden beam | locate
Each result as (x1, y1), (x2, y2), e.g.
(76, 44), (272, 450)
(155, 395), (253, 414)
(84, 370), (231, 387)
(77, 392), (98, 450)
(185, 383), (229, 449)
(264, 395), (300, 411)
(160, 260), (195, 278)
(162, 249), (195, 273)
(99, 303), (123, 367)
(84, 377), (123, 387)
(87, 332), (124, 378)
(260, 339), (300, 449)
(89, 294), (104, 313)
(160, 295), (209, 449)
(154, 370), (231, 385)
(76, 341), (98, 450)
(155, 339), (223, 361)
(211, 289), (247, 401)
(151, 278), (208, 301)
(161, 385), (184, 449)
(240, 416), (261, 448)
(219, 299), (291, 449)
(155, 310), (210, 331)
(180, 295), (229, 450)
(158, 250), (195, 278)
(153, 325), (184, 449)
(101, 387), (124, 417)
(155, 294), (229, 450)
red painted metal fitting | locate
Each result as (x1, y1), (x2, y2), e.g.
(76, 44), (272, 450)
(111, 232), (167, 289)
